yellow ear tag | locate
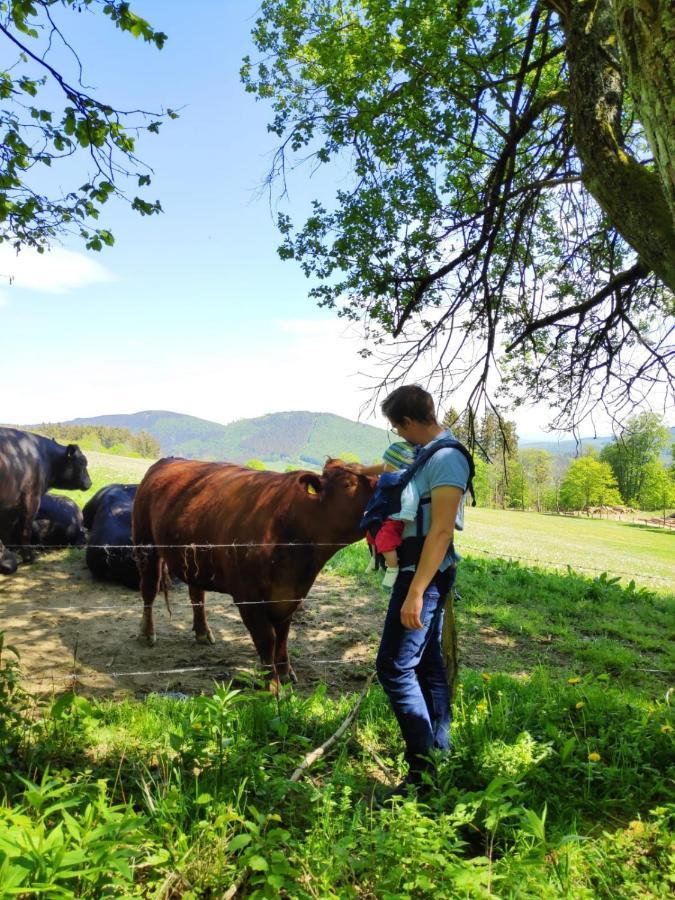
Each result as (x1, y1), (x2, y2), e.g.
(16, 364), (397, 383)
(306, 483), (318, 495)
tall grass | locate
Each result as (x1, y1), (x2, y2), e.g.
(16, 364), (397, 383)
(1, 538), (673, 897)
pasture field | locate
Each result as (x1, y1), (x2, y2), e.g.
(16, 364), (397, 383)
(52, 450), (156, 507)
(457, 507), (674, 592)
(0, 525), (673, 897)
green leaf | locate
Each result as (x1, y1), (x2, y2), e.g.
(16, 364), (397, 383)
(228, 833), (252, 852)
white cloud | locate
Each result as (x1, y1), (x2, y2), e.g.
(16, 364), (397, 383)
(0, 245), (114, 295)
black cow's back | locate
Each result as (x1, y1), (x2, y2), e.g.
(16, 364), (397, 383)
(32, 494), (86, 547)
(84, 484), (139, 589)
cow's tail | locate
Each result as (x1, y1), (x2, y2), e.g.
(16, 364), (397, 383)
(160, 560), (172, 618)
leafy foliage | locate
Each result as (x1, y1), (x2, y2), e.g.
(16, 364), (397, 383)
(31, 421), (160, 458)
(243, 0), (675, 431)
(0, 0), (174, 251)
(560, 456), (622, 509)
(600, 412), (671, 505)
(0, 608), (672, 896)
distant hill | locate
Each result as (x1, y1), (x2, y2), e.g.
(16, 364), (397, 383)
(518, 436), (613, 456)
(520, 427), (675, 463)
(62, 410), (391, 470)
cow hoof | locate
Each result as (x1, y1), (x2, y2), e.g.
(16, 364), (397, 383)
(138, 632), (157, 646)
(195, 629), (215, 645)
(279, 668), (298, 685)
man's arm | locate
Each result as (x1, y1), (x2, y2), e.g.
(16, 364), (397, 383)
(345, 462), (386, 475)
(400, 485), (463, 630)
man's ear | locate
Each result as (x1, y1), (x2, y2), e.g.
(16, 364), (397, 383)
(298, 473), (323, 496)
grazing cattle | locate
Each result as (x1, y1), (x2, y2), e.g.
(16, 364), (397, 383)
(83, 484), (139, 589)
(132, 458), (377, 687)
(0, 427), (91, 560)
(0, 540), (18, 576)
(31, 494), (86, 548)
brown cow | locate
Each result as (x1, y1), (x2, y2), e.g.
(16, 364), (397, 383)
(132, 458), (377, 687)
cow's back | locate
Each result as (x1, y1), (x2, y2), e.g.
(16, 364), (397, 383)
(134, 459), (292, 542)
(32, 494), (85, 547)
(134, 459), (335, 601)
(0, 428), (46, 501)
(86, 484), (139, 588)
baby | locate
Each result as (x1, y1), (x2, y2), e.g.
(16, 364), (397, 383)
(360, 441), (420, 587)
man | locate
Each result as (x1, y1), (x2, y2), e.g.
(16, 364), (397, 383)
(373, 384), (471, 797)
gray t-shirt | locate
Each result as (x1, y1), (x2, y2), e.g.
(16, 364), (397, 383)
(401, 429), (470, 572)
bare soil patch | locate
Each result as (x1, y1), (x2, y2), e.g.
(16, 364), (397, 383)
(1, 551), (555, 698)
(0, 551), (384, 698)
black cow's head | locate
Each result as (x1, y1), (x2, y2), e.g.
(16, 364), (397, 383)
(0, 541), (18, 575)
(54, 444), (92, 492)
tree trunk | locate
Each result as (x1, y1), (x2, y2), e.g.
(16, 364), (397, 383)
(562, 0), (675, 289)
(612, 0), (675, 228)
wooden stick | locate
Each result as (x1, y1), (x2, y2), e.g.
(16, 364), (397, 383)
(290, 673), (375, 783)
(222, 674), (375, 899)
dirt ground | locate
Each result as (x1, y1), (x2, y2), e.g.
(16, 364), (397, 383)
(0, 550), (384, 699)
(0, 550), (545, 700)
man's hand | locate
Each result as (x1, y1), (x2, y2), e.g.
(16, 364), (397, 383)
(400, 589), (424, 629)
(343, 462), (385, 476)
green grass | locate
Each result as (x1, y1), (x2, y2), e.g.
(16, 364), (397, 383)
(1, 655), (672, 897)
(457, 507), (674, 592)
(5, 500), (671, 895)
(53, 450), (155, 507)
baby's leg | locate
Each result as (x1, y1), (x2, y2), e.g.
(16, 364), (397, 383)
(383, 549), (399, 568)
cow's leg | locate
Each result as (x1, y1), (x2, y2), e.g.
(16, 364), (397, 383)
(272, 614), (297, 684)
(18, 493), (38, 562)
(237, 602), (280, 691)
(137, 547), (162, 645)
(189, 585), (215, 645)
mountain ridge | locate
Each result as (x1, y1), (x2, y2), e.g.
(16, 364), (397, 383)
(61, 409), (391, 470)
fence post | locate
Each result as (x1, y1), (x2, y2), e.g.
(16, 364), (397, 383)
(441, 586), (459, 701)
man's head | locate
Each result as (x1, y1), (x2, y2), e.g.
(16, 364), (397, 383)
(381, 385), (442, 446)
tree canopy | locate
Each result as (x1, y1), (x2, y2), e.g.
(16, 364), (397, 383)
(243, 0), (675, 431)
(1, 0), (173, 252)
(600, 411), (670, 504)
(560, 456), (621, 509)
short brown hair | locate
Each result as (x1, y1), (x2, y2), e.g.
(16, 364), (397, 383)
(381, 385), (437, 425)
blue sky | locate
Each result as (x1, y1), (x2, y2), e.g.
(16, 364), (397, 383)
(0, 1), (630, 439)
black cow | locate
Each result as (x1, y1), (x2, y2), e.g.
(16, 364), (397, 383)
(31, 494), (86, 548)
(83, 484), (139, 589)
(0, 427), (91, 561)
(0, 540), (18, 576)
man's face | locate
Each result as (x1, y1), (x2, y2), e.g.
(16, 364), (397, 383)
(388, 416), (423, 445)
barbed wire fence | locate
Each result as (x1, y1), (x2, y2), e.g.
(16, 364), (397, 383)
(2, 538), (672, 688)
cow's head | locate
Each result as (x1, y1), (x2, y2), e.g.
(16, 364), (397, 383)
(54, 444), (92, 492)
(0, 540), (18, 576)
(294, 459), (377, 543)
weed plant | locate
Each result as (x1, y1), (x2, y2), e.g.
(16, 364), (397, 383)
(0, 545), (673, 897)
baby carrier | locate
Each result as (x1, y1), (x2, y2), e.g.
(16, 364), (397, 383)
(359, 437), (475, 568)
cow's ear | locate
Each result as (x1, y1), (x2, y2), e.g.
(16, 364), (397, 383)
(299, 473), (323, 496)
(66, 444), (78, 457)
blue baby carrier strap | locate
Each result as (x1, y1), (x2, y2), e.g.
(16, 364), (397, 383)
(359, 437), (475, 540)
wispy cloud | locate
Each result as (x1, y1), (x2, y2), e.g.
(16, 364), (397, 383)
(0, 245), (115, 295)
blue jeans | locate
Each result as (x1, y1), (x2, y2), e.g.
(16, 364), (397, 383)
(376, 567), (455, 777)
